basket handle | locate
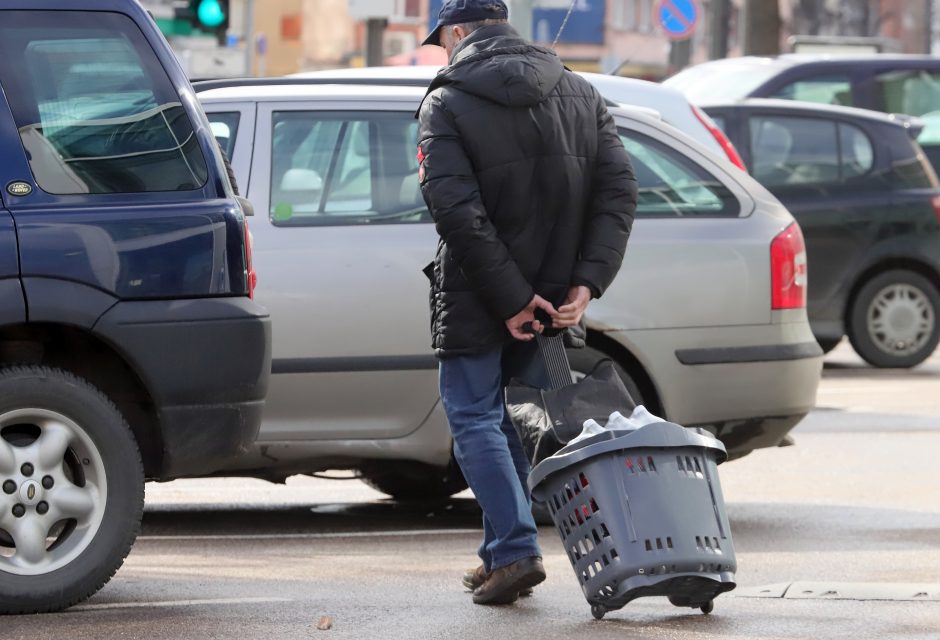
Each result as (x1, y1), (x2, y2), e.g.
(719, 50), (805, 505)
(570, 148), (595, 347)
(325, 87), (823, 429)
(520, 309), (572, 391)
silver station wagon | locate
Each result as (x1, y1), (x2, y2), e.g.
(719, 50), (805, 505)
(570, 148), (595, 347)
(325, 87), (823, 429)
(195, 81), (823, 500)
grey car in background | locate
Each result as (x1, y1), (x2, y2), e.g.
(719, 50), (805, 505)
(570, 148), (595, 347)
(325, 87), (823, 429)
(195, 81), (823, 500)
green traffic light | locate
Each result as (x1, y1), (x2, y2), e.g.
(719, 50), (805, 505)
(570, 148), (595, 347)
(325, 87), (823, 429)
(197, 0), (226, 28)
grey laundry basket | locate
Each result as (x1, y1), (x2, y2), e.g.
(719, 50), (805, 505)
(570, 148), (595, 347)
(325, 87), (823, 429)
(528, 422), (737, 619)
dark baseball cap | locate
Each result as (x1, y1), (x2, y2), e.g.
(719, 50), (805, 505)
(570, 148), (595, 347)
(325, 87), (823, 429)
(422, 0), (509, 46)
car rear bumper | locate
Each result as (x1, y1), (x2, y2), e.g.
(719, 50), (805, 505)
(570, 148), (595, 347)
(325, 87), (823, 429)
(94, 296), (272, 479)
(607, 320), (823, 456)
(675, 341), (822, 365)
(158, 400), (267, 478)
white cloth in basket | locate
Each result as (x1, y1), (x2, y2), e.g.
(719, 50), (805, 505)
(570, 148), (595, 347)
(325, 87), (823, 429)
(569, 406), (666, 446)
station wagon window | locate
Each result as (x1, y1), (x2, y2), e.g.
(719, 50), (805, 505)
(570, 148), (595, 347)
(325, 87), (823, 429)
(0, 11), (208, 195)
(269, 111), (427, 226)
(618, 130), (739, 217)
(770, 75), (853, 106)
(748, 116), (873, 186)
(208, 112), (241, 160)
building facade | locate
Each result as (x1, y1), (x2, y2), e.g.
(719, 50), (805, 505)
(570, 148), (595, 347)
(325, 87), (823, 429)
(150, 0), (939, 79)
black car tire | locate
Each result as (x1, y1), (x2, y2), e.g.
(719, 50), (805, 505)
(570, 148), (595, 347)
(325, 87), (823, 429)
(359, 459), (468, 503)
(566, 346), (645, 407)
(848, 270), (940, 368)
(0, 366), (144, 614)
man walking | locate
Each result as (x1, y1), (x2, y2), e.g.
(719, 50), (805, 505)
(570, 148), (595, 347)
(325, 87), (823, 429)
(417, 0), (638, 606)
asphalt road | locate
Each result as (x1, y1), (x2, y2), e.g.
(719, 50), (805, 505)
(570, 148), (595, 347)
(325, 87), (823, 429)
(5, 343), (940, 640)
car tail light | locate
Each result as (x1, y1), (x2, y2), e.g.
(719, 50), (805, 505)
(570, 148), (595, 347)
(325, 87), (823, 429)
(244, 221), (257, 299)
(771, 222), (807, 310)
(931, 195), (940, 223)
(691, 105), (747, 171)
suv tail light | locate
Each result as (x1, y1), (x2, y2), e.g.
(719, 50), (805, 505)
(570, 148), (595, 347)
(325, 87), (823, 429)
(771, 222), (807, 310)
(691, 105), (747, 171)
(930, 195), (940, 223)
(244, 221), (257, 299)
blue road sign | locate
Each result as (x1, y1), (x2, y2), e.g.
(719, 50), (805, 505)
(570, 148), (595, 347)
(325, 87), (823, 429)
(657, 0), (699, 40)
(428, 0), (605, 45)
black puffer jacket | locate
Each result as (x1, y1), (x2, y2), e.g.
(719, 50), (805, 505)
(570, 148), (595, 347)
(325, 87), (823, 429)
(417, 24), (638, 358)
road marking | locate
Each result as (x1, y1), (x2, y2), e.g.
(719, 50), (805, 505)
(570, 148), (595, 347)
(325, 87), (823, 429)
(138, 528), (481, 542)
(734, 582), (940, 602)
(69, 597), (291, 612)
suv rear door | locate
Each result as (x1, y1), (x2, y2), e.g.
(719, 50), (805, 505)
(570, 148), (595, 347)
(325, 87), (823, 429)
(0, 90), (25, 326)
(211, 99), (440, 441)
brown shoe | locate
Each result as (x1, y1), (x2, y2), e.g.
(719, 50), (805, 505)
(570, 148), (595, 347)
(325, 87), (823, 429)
(463, 564), (534, 596)
(462, 565), (488, 590)
(472, 557), (546, 605)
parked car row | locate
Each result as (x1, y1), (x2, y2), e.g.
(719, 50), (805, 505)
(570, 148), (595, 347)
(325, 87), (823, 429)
(7, 6), (927, 614)
(667, 55), (940, 368)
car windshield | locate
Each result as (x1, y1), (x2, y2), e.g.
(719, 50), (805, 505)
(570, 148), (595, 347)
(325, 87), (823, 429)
(664, 61), (782, 102)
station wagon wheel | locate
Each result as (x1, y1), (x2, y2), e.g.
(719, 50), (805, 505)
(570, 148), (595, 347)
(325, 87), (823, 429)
(567, 346), (645, 407)
(0, 367), (144, 614)
(848, 270), (940, 368)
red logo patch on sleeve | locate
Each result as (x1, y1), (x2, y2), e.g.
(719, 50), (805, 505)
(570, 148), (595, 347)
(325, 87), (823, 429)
(417, 144), (426, 181)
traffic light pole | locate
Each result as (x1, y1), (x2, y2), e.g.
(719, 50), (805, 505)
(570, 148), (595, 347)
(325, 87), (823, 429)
(365, 18), (387, 67)
(709, 0), (730, 59)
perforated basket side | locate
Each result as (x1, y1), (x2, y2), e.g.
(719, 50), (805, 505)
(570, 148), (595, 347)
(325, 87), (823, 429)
(544, 455), (622, 600)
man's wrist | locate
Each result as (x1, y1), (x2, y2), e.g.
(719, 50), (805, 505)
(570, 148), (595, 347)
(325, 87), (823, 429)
(571, 283), (595, 299)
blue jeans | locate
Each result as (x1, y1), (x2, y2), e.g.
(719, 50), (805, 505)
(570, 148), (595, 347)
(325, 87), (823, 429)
(439, 340), (548, 572)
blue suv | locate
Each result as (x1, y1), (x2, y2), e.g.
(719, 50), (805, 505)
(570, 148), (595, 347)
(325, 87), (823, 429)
(0, 1), (270, 613)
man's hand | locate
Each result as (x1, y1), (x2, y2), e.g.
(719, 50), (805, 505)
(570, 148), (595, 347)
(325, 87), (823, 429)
(505, 295), (557, 341)
(553, 286), (592, 328)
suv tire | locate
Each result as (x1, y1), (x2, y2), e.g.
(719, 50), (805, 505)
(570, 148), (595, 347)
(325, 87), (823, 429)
(848, 270), (940, 368)
(0, 366), (144, 614)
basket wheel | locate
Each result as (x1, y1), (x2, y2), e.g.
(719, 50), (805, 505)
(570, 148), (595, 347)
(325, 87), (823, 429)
(591, 604), (606, 620)
(700, 600), (714, 615)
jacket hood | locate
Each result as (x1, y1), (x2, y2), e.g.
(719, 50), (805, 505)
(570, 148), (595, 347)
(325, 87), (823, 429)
(430, 24), (565, 108)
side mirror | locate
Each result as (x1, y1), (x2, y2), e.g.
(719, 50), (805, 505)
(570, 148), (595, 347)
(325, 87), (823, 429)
(236, 195), (254, 217)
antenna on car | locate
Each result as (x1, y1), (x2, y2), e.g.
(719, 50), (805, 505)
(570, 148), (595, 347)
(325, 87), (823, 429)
(551, 0), (578, 48)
